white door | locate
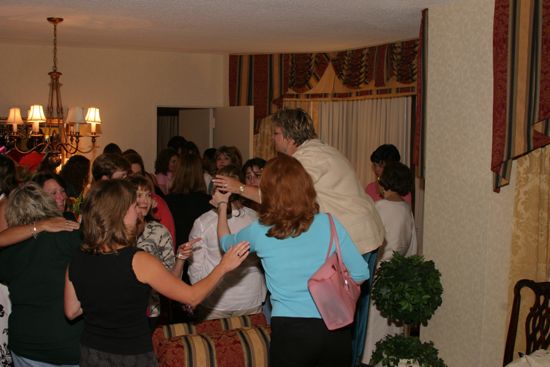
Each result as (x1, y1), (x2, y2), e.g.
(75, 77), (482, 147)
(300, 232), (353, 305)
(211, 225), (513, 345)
(176, 106), (254, 159)
(213, 106), (254, 160)
(179, 109), (212, 155)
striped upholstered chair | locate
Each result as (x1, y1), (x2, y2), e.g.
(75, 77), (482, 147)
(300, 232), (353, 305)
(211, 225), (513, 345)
(153, 313), (270, 367)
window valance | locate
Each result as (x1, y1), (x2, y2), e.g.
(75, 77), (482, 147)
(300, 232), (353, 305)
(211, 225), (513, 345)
(492, 0), (550, 191)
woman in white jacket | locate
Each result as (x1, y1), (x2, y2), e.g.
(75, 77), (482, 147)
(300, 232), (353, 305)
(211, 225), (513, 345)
(362, 161), (418, 366)
(188, 165), (266, 320)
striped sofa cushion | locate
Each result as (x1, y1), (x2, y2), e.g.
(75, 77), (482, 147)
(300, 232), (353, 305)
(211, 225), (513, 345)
(161, 313), (268, 338)
(154, 326), (271, 367)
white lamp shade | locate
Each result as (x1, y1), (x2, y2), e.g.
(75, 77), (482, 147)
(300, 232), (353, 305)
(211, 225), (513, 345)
(6, 108), (24, 124)
(66, 107), (85, 124)
(85, 107), (101, 124)
(27, 105), (46, 123)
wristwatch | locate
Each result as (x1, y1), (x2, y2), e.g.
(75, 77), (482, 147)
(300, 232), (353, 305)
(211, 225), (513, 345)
(239, 185), (245, 194)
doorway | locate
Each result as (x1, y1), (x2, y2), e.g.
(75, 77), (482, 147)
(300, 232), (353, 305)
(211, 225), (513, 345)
(156, 106), (254, 159)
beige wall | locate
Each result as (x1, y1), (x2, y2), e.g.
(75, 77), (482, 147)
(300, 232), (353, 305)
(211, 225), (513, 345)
(0, 43), (227, 170)
(422, 0), (516, 366)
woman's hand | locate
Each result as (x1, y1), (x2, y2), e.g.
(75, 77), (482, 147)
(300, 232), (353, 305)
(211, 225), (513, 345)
(212, 175), (241, 194)
(218, 241), (250, 273)
(210, 188), (231, 208)
(213, 175), (261, 204)
(176, 238), (201, 261)
(38, 217), (79, 233)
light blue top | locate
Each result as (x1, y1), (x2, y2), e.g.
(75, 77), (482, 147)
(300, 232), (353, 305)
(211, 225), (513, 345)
(221, 213), (369, 318)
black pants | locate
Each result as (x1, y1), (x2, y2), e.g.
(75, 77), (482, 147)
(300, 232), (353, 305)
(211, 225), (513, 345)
(270, 317), (352, 367)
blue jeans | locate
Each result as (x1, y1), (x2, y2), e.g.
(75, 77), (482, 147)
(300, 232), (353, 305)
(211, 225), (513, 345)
(351, 249), (378, 367)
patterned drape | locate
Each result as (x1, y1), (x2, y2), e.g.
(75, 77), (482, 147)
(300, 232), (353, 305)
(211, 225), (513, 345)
(229, 41), (418, 122)
(229, 39), (419, 158)
(492, 0), (550, 191)
(413, 9), (428, 178)
(506, 145), (550, 358)
(285, 40), (418, 99)
(228, 54), (289, 133)
(288, 53), (330, 93)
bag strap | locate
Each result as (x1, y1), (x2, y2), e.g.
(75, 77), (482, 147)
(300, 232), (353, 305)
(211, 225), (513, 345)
(326, 214), (345, 268)
(325, 213), (335, 258)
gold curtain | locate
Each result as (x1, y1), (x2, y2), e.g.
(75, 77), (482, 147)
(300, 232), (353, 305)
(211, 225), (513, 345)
(506, 145), (550, 357)
(254, 100), (322, 160)
(253, 115), (277, 160)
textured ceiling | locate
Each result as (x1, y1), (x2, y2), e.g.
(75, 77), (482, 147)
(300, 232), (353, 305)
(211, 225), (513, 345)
(0, 0), (447, 54)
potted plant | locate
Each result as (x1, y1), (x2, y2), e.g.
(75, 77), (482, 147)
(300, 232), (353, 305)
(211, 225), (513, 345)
(370, 253), (446, 367)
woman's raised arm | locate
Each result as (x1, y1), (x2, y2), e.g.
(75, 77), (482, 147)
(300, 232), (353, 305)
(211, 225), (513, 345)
(133, 241), (250, 307)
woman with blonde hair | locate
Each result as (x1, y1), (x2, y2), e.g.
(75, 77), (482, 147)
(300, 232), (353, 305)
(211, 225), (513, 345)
(0, 182), (83, 367)
(65, 180), (249, 366)
(0, 155), (79, 366)
(212, 155), (369, 367)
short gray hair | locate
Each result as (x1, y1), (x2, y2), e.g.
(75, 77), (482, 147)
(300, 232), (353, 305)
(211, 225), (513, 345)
(272, 108), (317, 146)
(5, 182), (60, 227)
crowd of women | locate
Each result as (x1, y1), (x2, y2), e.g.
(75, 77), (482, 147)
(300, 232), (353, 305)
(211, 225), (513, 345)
(0, 108), (417, 367)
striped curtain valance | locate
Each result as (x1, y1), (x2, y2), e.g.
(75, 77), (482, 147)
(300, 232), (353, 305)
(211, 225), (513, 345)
(492, 0), (550, 191)
(286, 40), (418, 99)
(229, 54), (289, 132)
(228, 40), (419, 127)
(288, 53), (330, 93)
(229, 38), (422, 161)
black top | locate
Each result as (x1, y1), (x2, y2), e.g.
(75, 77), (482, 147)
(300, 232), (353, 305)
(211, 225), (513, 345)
(0, 231), (83, 364)
(165, 191), (212, 246)
(69, 247), (151, 355)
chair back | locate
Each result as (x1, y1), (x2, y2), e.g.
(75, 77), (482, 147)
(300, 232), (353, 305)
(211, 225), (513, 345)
(503, 279), (550, 366)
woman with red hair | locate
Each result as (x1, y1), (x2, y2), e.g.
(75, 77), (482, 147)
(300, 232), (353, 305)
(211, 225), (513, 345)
(212, 154), (369, 367)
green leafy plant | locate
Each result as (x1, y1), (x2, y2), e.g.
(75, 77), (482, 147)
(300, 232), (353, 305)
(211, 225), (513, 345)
(370, 253), (445, 367)
(371, 335), (446, 367)
(372, 253), (443, 326)
(69, 194), (83, 219)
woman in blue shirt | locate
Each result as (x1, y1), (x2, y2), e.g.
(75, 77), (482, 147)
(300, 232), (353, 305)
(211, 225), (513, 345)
(212, 154), (369, 367)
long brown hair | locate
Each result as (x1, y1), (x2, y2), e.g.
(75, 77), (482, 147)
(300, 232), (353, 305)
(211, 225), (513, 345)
(170, 154), (206, 194)
(259, 155), (319, 239)
(81, 180), (137, 253)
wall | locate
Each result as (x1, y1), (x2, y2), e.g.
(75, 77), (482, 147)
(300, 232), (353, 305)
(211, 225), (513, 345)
(422, 0), (516, 366)
(0, 43), (227, 170)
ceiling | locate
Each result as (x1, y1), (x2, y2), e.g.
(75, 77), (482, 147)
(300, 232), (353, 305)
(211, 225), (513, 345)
(0, 0), (447, 54)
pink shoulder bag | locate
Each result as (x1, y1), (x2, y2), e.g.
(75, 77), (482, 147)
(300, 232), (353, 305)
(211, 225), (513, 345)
(308, 213), (361, 330)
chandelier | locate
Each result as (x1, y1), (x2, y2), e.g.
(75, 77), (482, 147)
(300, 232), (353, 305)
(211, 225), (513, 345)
(0, 17), (101, 159)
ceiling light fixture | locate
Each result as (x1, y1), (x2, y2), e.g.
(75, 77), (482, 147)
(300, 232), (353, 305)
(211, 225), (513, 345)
(1, 17), (101, 157)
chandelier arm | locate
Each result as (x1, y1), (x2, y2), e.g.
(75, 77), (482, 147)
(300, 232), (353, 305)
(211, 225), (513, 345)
(12, 142), (47, 154)
(74, 145), (96, 154)
(55, 136), (95, 155)
(57, 140), (79, 155)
